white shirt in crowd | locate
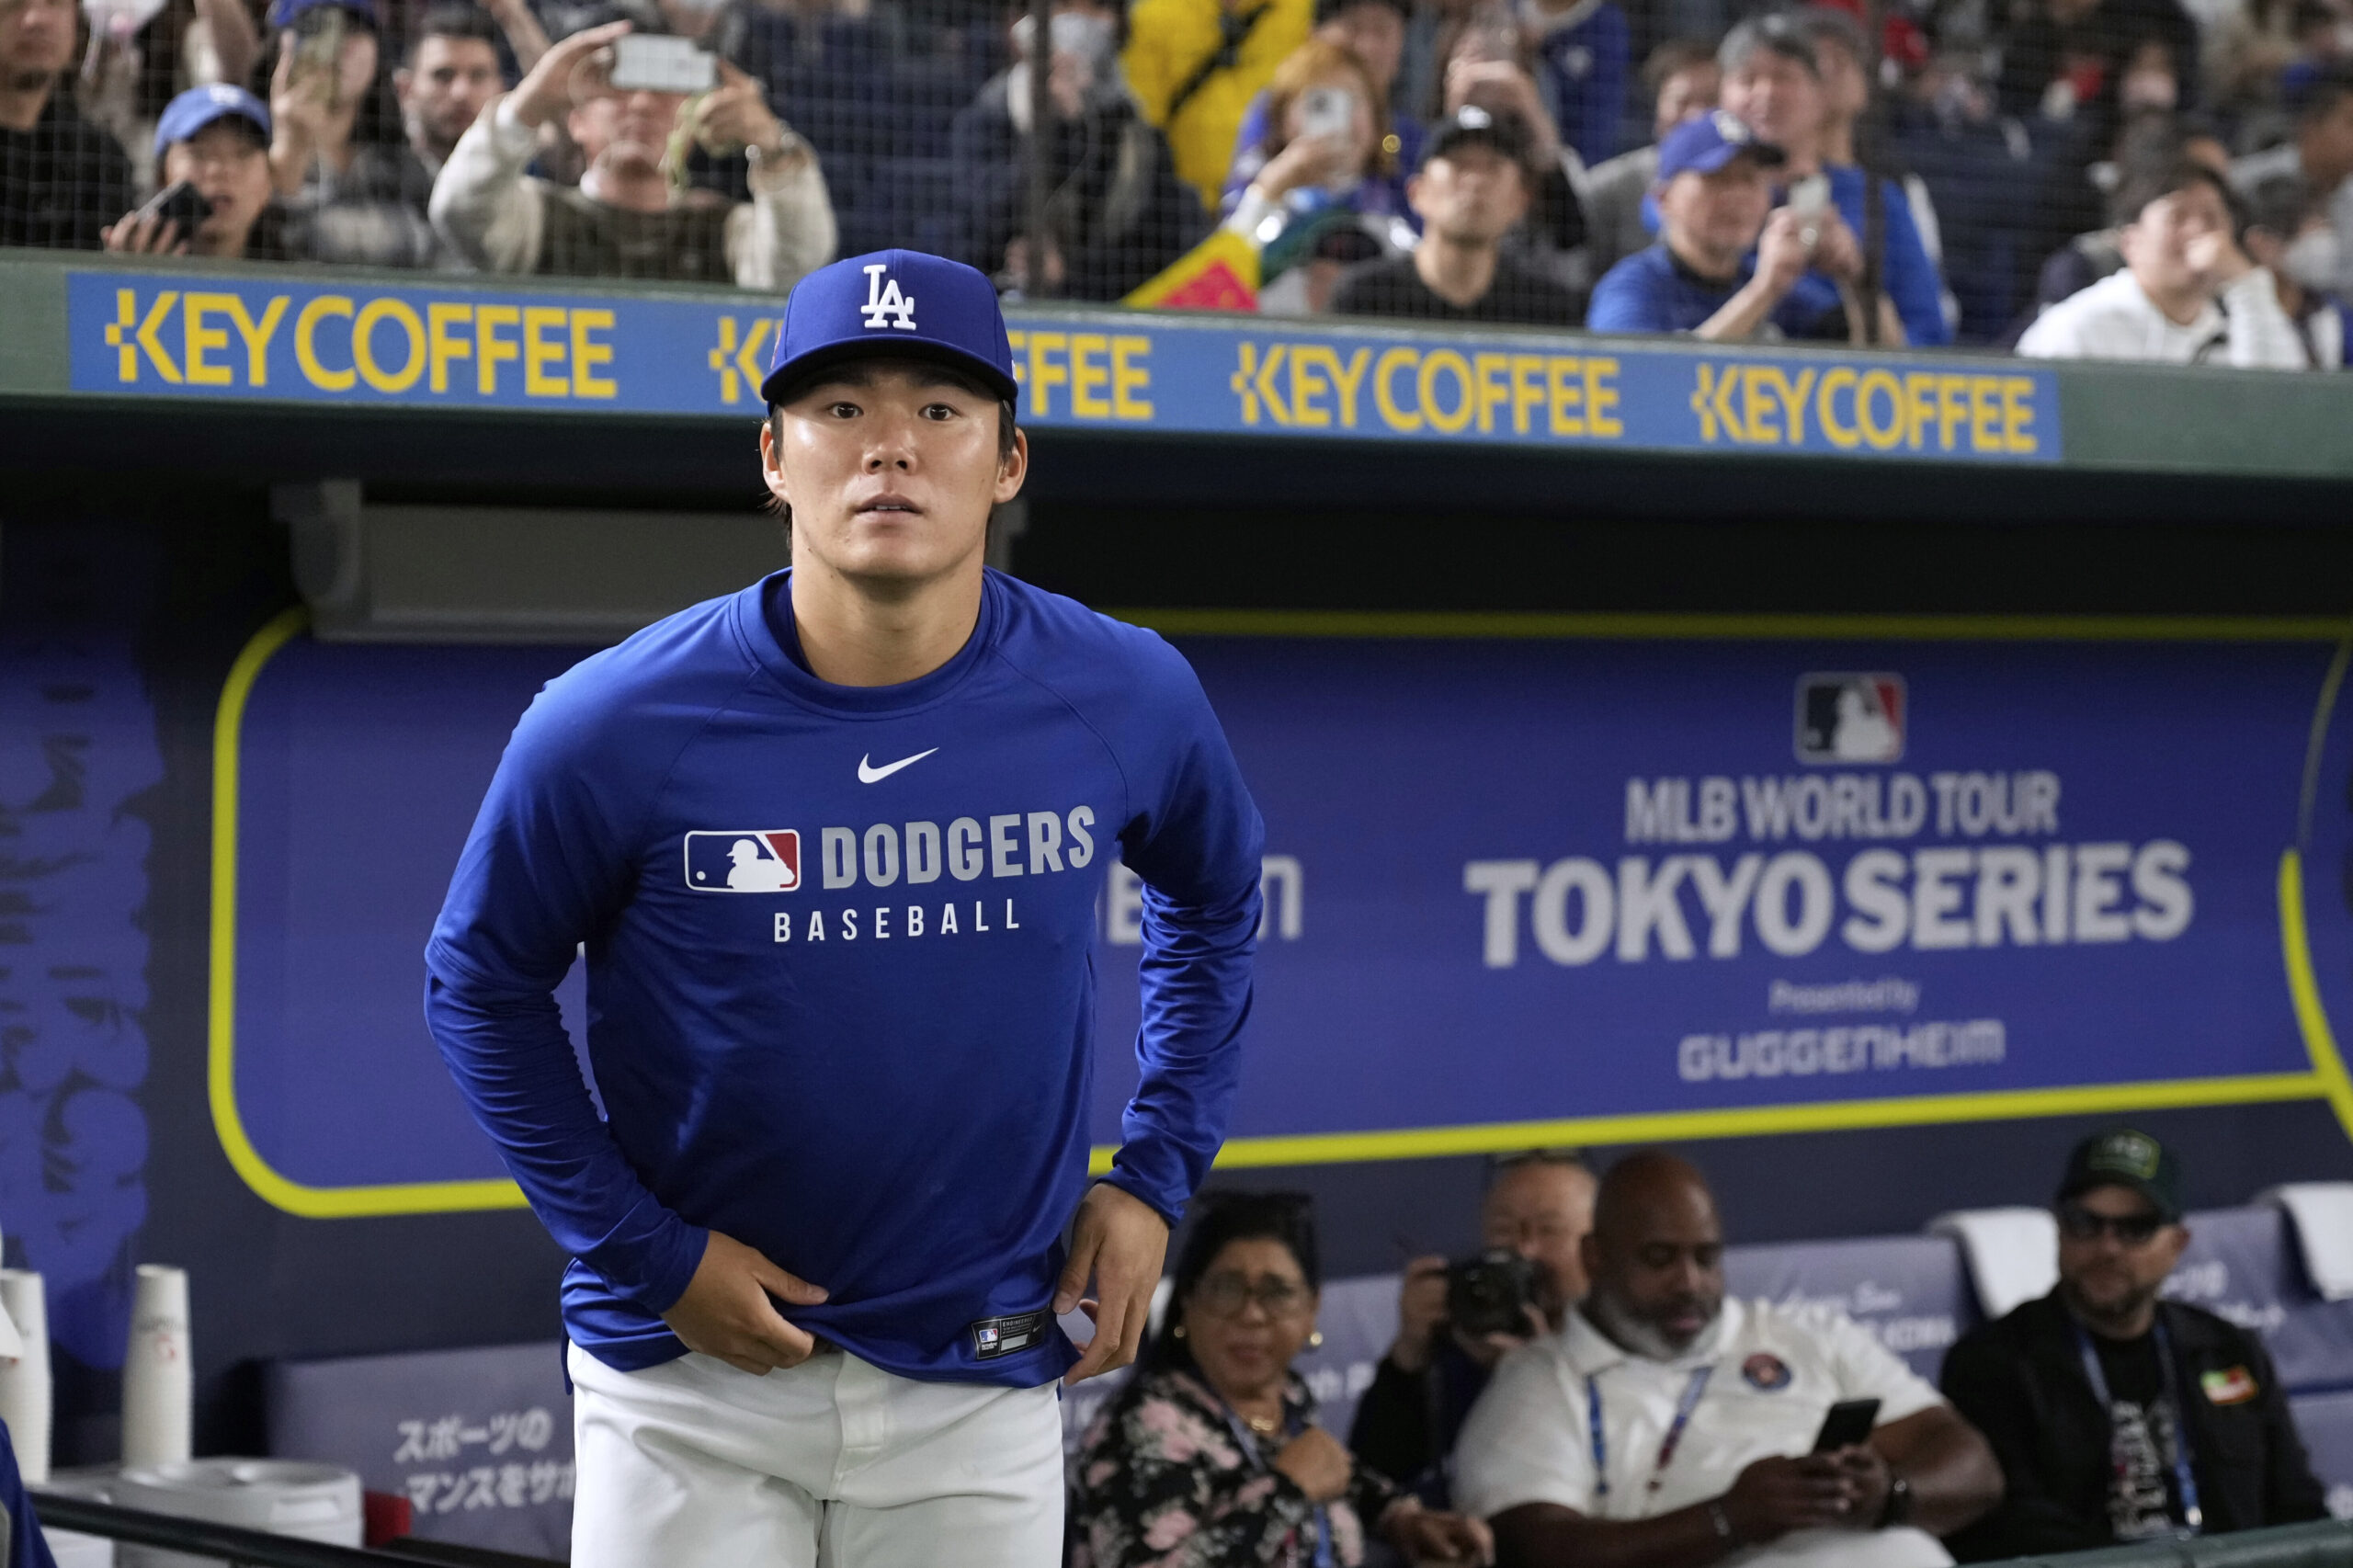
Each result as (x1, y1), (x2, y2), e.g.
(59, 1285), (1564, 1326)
(2018, 266), (2309, 367)
(1454, 1297), (1953, 1568)
(428, 95), (838, 290)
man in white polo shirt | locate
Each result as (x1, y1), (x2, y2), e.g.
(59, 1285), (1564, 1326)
(1455, 1153), (2001, 1568)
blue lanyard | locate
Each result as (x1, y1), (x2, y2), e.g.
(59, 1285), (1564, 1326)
(1219, 1403), (1335, 1568)
(1586, 1366), (1714, 1500)
(2075, 1319), (2203, 1535)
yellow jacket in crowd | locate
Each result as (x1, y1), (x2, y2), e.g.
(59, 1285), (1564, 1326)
(1123, 0), (1313, 211)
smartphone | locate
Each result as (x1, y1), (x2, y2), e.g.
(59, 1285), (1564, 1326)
(1299, 85), (1354, 142)
(1788, 172), (1833, 217)
(1812, 1397), (1881, 1453)
(610, 34), (716, 95)
(290, 4), (347, 108)
(139, 179), (212, 235)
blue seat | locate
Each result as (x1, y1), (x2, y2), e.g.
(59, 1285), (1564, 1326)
(1724, 1233), (1978, 1382)
(266, 1341), (572, 1555)
(2169, 1208), (2353, 1397)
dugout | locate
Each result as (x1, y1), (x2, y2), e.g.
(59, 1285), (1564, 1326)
(4, 246), (2353, 1476)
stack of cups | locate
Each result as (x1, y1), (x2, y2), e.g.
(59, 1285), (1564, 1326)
(121, 1266), (191, 1469)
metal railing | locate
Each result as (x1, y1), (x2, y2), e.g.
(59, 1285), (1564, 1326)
(31, 1494), (563, 1568)
(1984, 1520), (2353, 1568)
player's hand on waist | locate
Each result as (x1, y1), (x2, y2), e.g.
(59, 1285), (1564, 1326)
(1056, 1182), (1170, 1386)
(661, 1230), (830, 1376)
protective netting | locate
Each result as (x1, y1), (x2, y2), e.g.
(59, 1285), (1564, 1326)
(5, 0), (2350, 354)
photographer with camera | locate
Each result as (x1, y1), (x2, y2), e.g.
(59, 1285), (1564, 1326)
(1456, 1153), (2002, 1568)
(1349, 1150), (1596, 1503)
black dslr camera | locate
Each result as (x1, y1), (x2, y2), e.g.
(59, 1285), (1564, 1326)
(1445, 1249), (1542, 1337)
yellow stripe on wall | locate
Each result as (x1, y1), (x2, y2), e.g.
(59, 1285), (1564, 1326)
(209, 608), (529, 1218)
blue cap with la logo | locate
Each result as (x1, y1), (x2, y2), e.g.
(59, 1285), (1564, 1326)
(761, 250), (1020, 410)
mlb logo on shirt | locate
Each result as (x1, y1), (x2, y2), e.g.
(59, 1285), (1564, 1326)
(683, 831), (801, 892)
(1794, 674), (1905, 765)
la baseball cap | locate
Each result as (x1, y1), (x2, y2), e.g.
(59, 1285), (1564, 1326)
(153, 85), (272, 157)
(266, 0), (381, 30)
(762, 249), (1019, 410)
(1656, 108), (1787, 181)
(2057, 1128), (2184, 1222)
(1424, 104), (1534, 167)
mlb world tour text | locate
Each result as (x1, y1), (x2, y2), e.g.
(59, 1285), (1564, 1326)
(1463, 769), (2192, 968)
(1463, 767), (2193, 1087)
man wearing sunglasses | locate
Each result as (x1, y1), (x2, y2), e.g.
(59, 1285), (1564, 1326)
(1940, 1129), (2327, 1561)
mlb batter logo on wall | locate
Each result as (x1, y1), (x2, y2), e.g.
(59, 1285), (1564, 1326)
(684, 831), (801, 892)
(1795, 673), (1905, 765)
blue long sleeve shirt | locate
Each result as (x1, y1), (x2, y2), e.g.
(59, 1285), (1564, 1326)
(424, 570), (1264, 1386)
(1779, 165), (1951, 347)
(1528, 0), (1628, 166)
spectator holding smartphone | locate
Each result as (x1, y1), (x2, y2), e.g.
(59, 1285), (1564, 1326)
(1222, 34), (1412, 308)
(1455, 1152), (2001, 1568)
(102, 84), (283, 257)
(1717, 11), (1948, 344)
(275, 1), (536, 266)
(429, 17), (836, 285)
(1223, 0), (1423, 223)
(0, 0), (135, 249)
(1589, 109), (1901, 340)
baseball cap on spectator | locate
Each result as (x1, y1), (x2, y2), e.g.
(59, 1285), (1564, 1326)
(2056, 1128), (2184, 1222)
(1718, 12), (1819, 76)
(761, 250), (1019, 409)
(1423, 104), (1533, 166)
(153, 85), (272, 157)
(1654, 108), (1786, 181)
(266, 0), (381, 30)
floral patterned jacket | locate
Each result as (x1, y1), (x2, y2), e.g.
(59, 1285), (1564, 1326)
(1070, 1363), (1399, 1568)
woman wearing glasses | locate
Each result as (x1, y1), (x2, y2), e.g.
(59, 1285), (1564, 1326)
(1070, 1191), (1494, 1567)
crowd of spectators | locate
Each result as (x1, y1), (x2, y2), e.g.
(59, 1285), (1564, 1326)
(1061, 1131), (2333, 1567)
(5, 0), (2353, 365)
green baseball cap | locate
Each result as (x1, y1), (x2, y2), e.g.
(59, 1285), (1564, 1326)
(2057, 1128), (2183, 1222)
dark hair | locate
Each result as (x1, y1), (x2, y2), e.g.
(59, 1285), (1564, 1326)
(1719, 12), (1818, 78)
(763, 358), (1018, 532)
(2292, 67), (2353, 125)
(404, 4), (501, 66)
(2242, 172), (2319, 237)
(2111, 156), (2236, 228)
(1641, 38), (1720, 97)
(1141, 1190), (1321, 1372)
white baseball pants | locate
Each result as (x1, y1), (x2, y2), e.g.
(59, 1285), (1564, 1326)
(567, 1341), (1065, 1567)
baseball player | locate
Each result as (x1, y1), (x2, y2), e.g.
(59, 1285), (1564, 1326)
(425, 249), (1264, 1565)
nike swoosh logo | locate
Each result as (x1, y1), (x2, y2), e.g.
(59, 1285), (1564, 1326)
(858, 747), (938, 784)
